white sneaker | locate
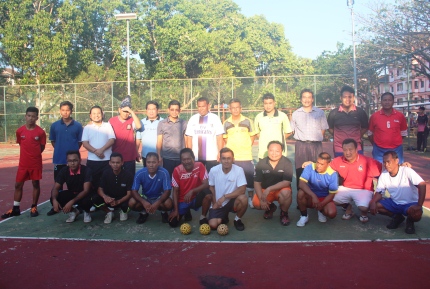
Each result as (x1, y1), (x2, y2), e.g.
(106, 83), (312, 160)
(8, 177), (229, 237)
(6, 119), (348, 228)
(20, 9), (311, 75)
(248, 197), (254, 209)
(120, 210), (128, 221)
(66, 209), (79, 223)
(318, 211), (327, 223)
(296, 215), (309, 227)
(104, 211), (113, 224)
(84, 212), (92, 223)
(90, 206), (96, 212)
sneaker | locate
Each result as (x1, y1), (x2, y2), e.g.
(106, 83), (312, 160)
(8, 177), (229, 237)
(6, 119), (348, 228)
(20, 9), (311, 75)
(120, 210), (128, 221)
(104, 211), (113, 224)
(30, 206), (39, 217)
(83, 212), (92, 223)
(248, 197), (254, 209)
(359, 215), (369, 223)
(1, 208), (20, 219)
(136, 213), (148, 224)
(47, 208), (57, 216)
(234, 219), (245, 231)
(280, 211), (290, 226)
(263, 203), (277, 219)
(66, 209), (79, 223)
(296, 215), (309, 227)
(90, 206), (96, 212)
(161, 212), (168, 223)
(386, 214), (405, 229)
(405, 217), (415, 234)
(318, 211), (327, 223)
(184, 210), (192, 222)
(199, 217), (208, 225)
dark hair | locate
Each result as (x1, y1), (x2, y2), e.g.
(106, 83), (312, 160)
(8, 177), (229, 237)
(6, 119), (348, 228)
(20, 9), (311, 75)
(342, 138), (358, 149)
(340, 85), (355, 96)
(146, 100), (160, 110)
(262, 93), (275, 101)
(66, 150), (81, 159)
(180, 148), (195, 160)
(168, 99), (181, 109)
(300, 89), (314, 99)
(267, 140), (284, 151)
(26, 106), (39, 116)
(318, 152), (332, 162)
(383, 150), (398, 160)
(419, 106), (425, 111)
(146, 152), (159, 160)
(110, 152), (123, 161)
(197, 97), (209, 105)
(220, 147), (234, 157)
(60, 101), (73, 111)
(229, 98), (241, 105)
(381, 92), (394, 101)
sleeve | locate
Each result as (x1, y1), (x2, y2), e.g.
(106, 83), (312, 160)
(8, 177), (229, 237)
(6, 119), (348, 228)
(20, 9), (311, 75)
(368, 158), (382, 177)
(106, 123), (116, 139)
(55, 167), (67, 185)
(49, 123), (56, 141)
(299, 163), (313, 182)
(208, 168), (215, 186)
(367, 114), (375, 135)
(77, 123), (83, 141)
(329, 157), (339, 171)
(360, 108), (369, 129)
(248, 118), (257, 136)
(131, 171), (141, 191)
(81, 126), (89, 142)
(290, 112), (297, 132)
(40, 128), (47, 145)
(171, 168), (180, 188)
(162, 170), (172, 191)
(223, 120), (229, 139)
(282, 113), (292, 134)
(282, 158), (293, 182)
(235, 166), (247, 187)
(214, 115), (225, 135)
(16, 128), (21, 144)
(135, 130), (142, 140)
(83, 167), (93, 183)
(185, 116), (194, 136)
(254, 160), (263, 183)
(199, 163), (209, 181)
(320, 110), (329, 130)
(327, 109), (335, 129)
(328, 172), (339, 193)
(182, 120), (188, 135)
(407, 168), (425, 185)
(157, 120), (164, 136)
(254, 114), (261, 134)
(375, 173), (387, 193)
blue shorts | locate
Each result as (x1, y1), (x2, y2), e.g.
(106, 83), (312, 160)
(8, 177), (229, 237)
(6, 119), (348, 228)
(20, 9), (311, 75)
(372, 144), (404, 164)
(379, 198), (418, 216)
(178, 190), (210, 216)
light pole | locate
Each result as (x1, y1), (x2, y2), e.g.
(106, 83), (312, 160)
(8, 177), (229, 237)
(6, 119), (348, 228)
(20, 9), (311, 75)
(347, 0), (358, 105)
(115, 13), (137, 96)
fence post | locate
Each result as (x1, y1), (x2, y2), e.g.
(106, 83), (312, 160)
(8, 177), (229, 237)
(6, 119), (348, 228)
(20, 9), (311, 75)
(272, 76), (275, 95)
(314, 75), (317, 106)
(150, 80), (153, 100)
(231, 77), (234, 99)
(3, 86), (6, 142)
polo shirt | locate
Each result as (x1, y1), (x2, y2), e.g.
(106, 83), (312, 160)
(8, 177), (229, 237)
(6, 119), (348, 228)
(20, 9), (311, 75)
(49, 119), (83, 165)
(136, 116), (163, 158)
(82, 122), (116, 161)
(157, 118), (187, 160)
(300, 163), (338, 198)
(368, 109), (407, 148)
(109, 116), (140, 162)
(375, 166), (424, 204)
(254, 156), (293, 189)
(16, 125), (46, 169)
(185, 112), (224, 161)
(172, 162), (208, 202)
(55, 165), (92, 193)
(100, 168), (134, 198)
(327, 105), (368, 153)
(254, 109), (292, 159)
(132, 167), (172, 200)
(291, 106), (328, 141)
(330, 154), (381, 191)
(223, 114), (257, 161)
(208, 164), (247, 207)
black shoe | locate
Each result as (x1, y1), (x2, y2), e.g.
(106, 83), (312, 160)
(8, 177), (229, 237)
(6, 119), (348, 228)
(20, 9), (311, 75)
(1, 208), (20, 219)
(47, 208), (57, 216)
(386, 214), (405, 229)
(234, 219), (245, 231)
(136, 213), (148, 224)
(184, 210), (192, 222)
(221, 217), (229, 224)
(161, 212), (168, 223)
(30, 206), (39, 217)
(199, 217), (208, 225)
(405, 217), (415, 234)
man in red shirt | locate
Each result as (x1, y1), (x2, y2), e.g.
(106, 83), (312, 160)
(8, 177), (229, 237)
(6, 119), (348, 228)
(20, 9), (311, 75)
(168, 148), (212, 227)
(368, 92), (407, 163)
(2, 107), (46, 219)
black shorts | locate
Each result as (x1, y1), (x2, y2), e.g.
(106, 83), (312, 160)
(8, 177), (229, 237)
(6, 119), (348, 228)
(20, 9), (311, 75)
(234, 160), (255, 189)
(208, 198), (236, 221)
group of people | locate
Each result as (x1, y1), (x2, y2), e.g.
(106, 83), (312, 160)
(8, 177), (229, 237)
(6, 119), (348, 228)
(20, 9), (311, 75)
(1, 85), (427, 235)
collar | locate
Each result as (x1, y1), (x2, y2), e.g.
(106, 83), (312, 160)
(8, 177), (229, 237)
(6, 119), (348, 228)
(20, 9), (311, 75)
(338, 104), (357, 112)
(341, 154), (360, 164)
(60, 118), (74, 125)
(379, 108), (397, 115)
(167, 117), (181, 123)
(69, 165), (81, 175)
(263, 109), (279, 117)
(298, 106), (316, 113)
(226, 114), (246, 123)
(146, 115), (161, 122)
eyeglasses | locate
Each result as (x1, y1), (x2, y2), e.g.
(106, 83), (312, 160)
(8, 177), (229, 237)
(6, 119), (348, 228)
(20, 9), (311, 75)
(67, 159), (79, 163)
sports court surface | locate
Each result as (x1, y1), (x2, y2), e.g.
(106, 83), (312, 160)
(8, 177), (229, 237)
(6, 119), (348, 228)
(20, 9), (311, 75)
(1, 142), (429, 288)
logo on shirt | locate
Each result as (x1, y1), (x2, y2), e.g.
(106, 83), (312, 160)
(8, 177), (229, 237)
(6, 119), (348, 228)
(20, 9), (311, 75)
(126, 124), (132, 130)
(278, 170), (285, 173)
(358, 165), (363, 172)
(34, 136), (39, 140)
(180, 173), (192, 180)
(21, 135), (26, 139)
(262, 170), (271, 174)
(121, 183), (126, 187)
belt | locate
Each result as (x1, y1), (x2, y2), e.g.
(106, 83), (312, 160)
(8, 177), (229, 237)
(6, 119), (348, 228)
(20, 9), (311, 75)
(298, 140), (321, 143)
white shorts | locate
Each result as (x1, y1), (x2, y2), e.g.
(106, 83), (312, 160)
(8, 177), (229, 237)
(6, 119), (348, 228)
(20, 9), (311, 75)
(333, 186), (373, 208)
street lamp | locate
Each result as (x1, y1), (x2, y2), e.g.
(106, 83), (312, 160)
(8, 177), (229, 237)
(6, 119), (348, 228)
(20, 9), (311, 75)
(347, 0), (358, 105)
(115, 13), (137, 96)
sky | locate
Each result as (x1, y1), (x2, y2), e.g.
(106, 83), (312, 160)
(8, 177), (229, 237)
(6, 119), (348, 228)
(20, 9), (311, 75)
(233, 0), (396, 60)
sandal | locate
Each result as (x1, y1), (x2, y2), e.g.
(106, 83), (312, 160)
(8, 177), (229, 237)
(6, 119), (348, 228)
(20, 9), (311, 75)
(359, 215), (369, 223)
(342, 213), (354, 220)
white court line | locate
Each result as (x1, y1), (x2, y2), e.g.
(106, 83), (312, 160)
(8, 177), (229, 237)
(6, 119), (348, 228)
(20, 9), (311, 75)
(0, 200), (51, 225)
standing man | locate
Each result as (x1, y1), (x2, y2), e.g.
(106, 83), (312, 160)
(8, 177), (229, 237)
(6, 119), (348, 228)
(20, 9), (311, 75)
(416, 106), (429, 153)
(109, 96), (142, 176)
(1, 107), (46, 219)
(47, 101), (83, 216)
(254, 93), (292, 160)
(156, 100), (188, 176)
(185, 97), (224, 173)
(223, 98), (257, 208)
(252, 141), (294, 226)
(208, 148), (248, 231)
(136, 100), (163, 166)
(368, 92), (407, 163)
(291, 89), (329, 189)
(327, 85), (368, 157)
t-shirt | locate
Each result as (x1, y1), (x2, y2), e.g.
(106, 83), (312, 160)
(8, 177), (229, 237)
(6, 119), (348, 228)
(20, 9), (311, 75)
(49, 119), (83, 165)
(55, 165), (92, 193)
(157, 118), (187, 160)
(368, 109), (407, 148)
(291, 106), (328, 142)
(16, 125), (46, 169)
(100, 168), (134, 199)
(109, 116), (141, 162)
(208, 164), (247, 207)
(300, 163), (338, 198)
(172, 162), (208, 202)
(136, 116), (163, 158)
(82, 122), (116, 161)
(185, 112), (224, 161)
(417, 114), (428, 132)
(330, 155), (381, 191)
(254, 156), (293, 189)
(223, 115), (257, 161)
(132, 167), (172, 199)
(376, 166), (424, 204)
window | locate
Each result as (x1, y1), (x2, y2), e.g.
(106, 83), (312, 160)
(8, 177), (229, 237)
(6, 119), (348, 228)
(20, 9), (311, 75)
(421, 81), (425, 88)
(415, 81), (419, 89)
(397, 69), (400, 76)
(390, 71), (394, 78)
(390, 86), (394, 92)
(397, 98), (403, 105)
(397, 83), (403, 91)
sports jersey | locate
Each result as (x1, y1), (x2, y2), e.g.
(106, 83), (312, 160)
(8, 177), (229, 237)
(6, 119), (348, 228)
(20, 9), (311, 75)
(109, 116), (140, 162)
(132, 167), (172, 200)
(223, 114), (257, 161)
(49, 119), (83, 165)
(172, 162), (208, 202)
(368, 109), (407, 148)
(16, 125), (46, 169)
(254, 156), (293, 189)
(136, 116), (163, 158)
(55, 165), (92, 193)
(208, 164), (247, 207)
(300, 163), (338, 198)
(100, 168), (134, 199)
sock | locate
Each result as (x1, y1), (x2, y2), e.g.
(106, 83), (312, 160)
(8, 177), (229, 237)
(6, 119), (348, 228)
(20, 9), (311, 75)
(140, 210), (147, 215)
(300, 210), (308, 217)
(200, 215), (206, 220)
(13, 201), (20, 206)
(234, 215), (240, 221)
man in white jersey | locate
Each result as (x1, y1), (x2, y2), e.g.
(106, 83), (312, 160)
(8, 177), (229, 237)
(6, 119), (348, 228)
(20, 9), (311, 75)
(369, 151), (426, 234)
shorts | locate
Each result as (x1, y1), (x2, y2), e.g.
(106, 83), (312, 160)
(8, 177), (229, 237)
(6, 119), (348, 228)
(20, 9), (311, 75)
(252, 187), (291, 208)
(142, 195), (162, 204)
(372, 144), (404, 164)
(333, 186), (372, 208)
(234, 160), (255, 189)
(208, 198), (236, 220)
(379, 198), (419, 216)
(16, 167), (42, 182)
(178, 190), (210, 215)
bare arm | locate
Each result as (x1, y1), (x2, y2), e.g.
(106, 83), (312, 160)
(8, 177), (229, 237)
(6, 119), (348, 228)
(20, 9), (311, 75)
(156, 135), (163, 159)
(186, 135), (192, 149)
